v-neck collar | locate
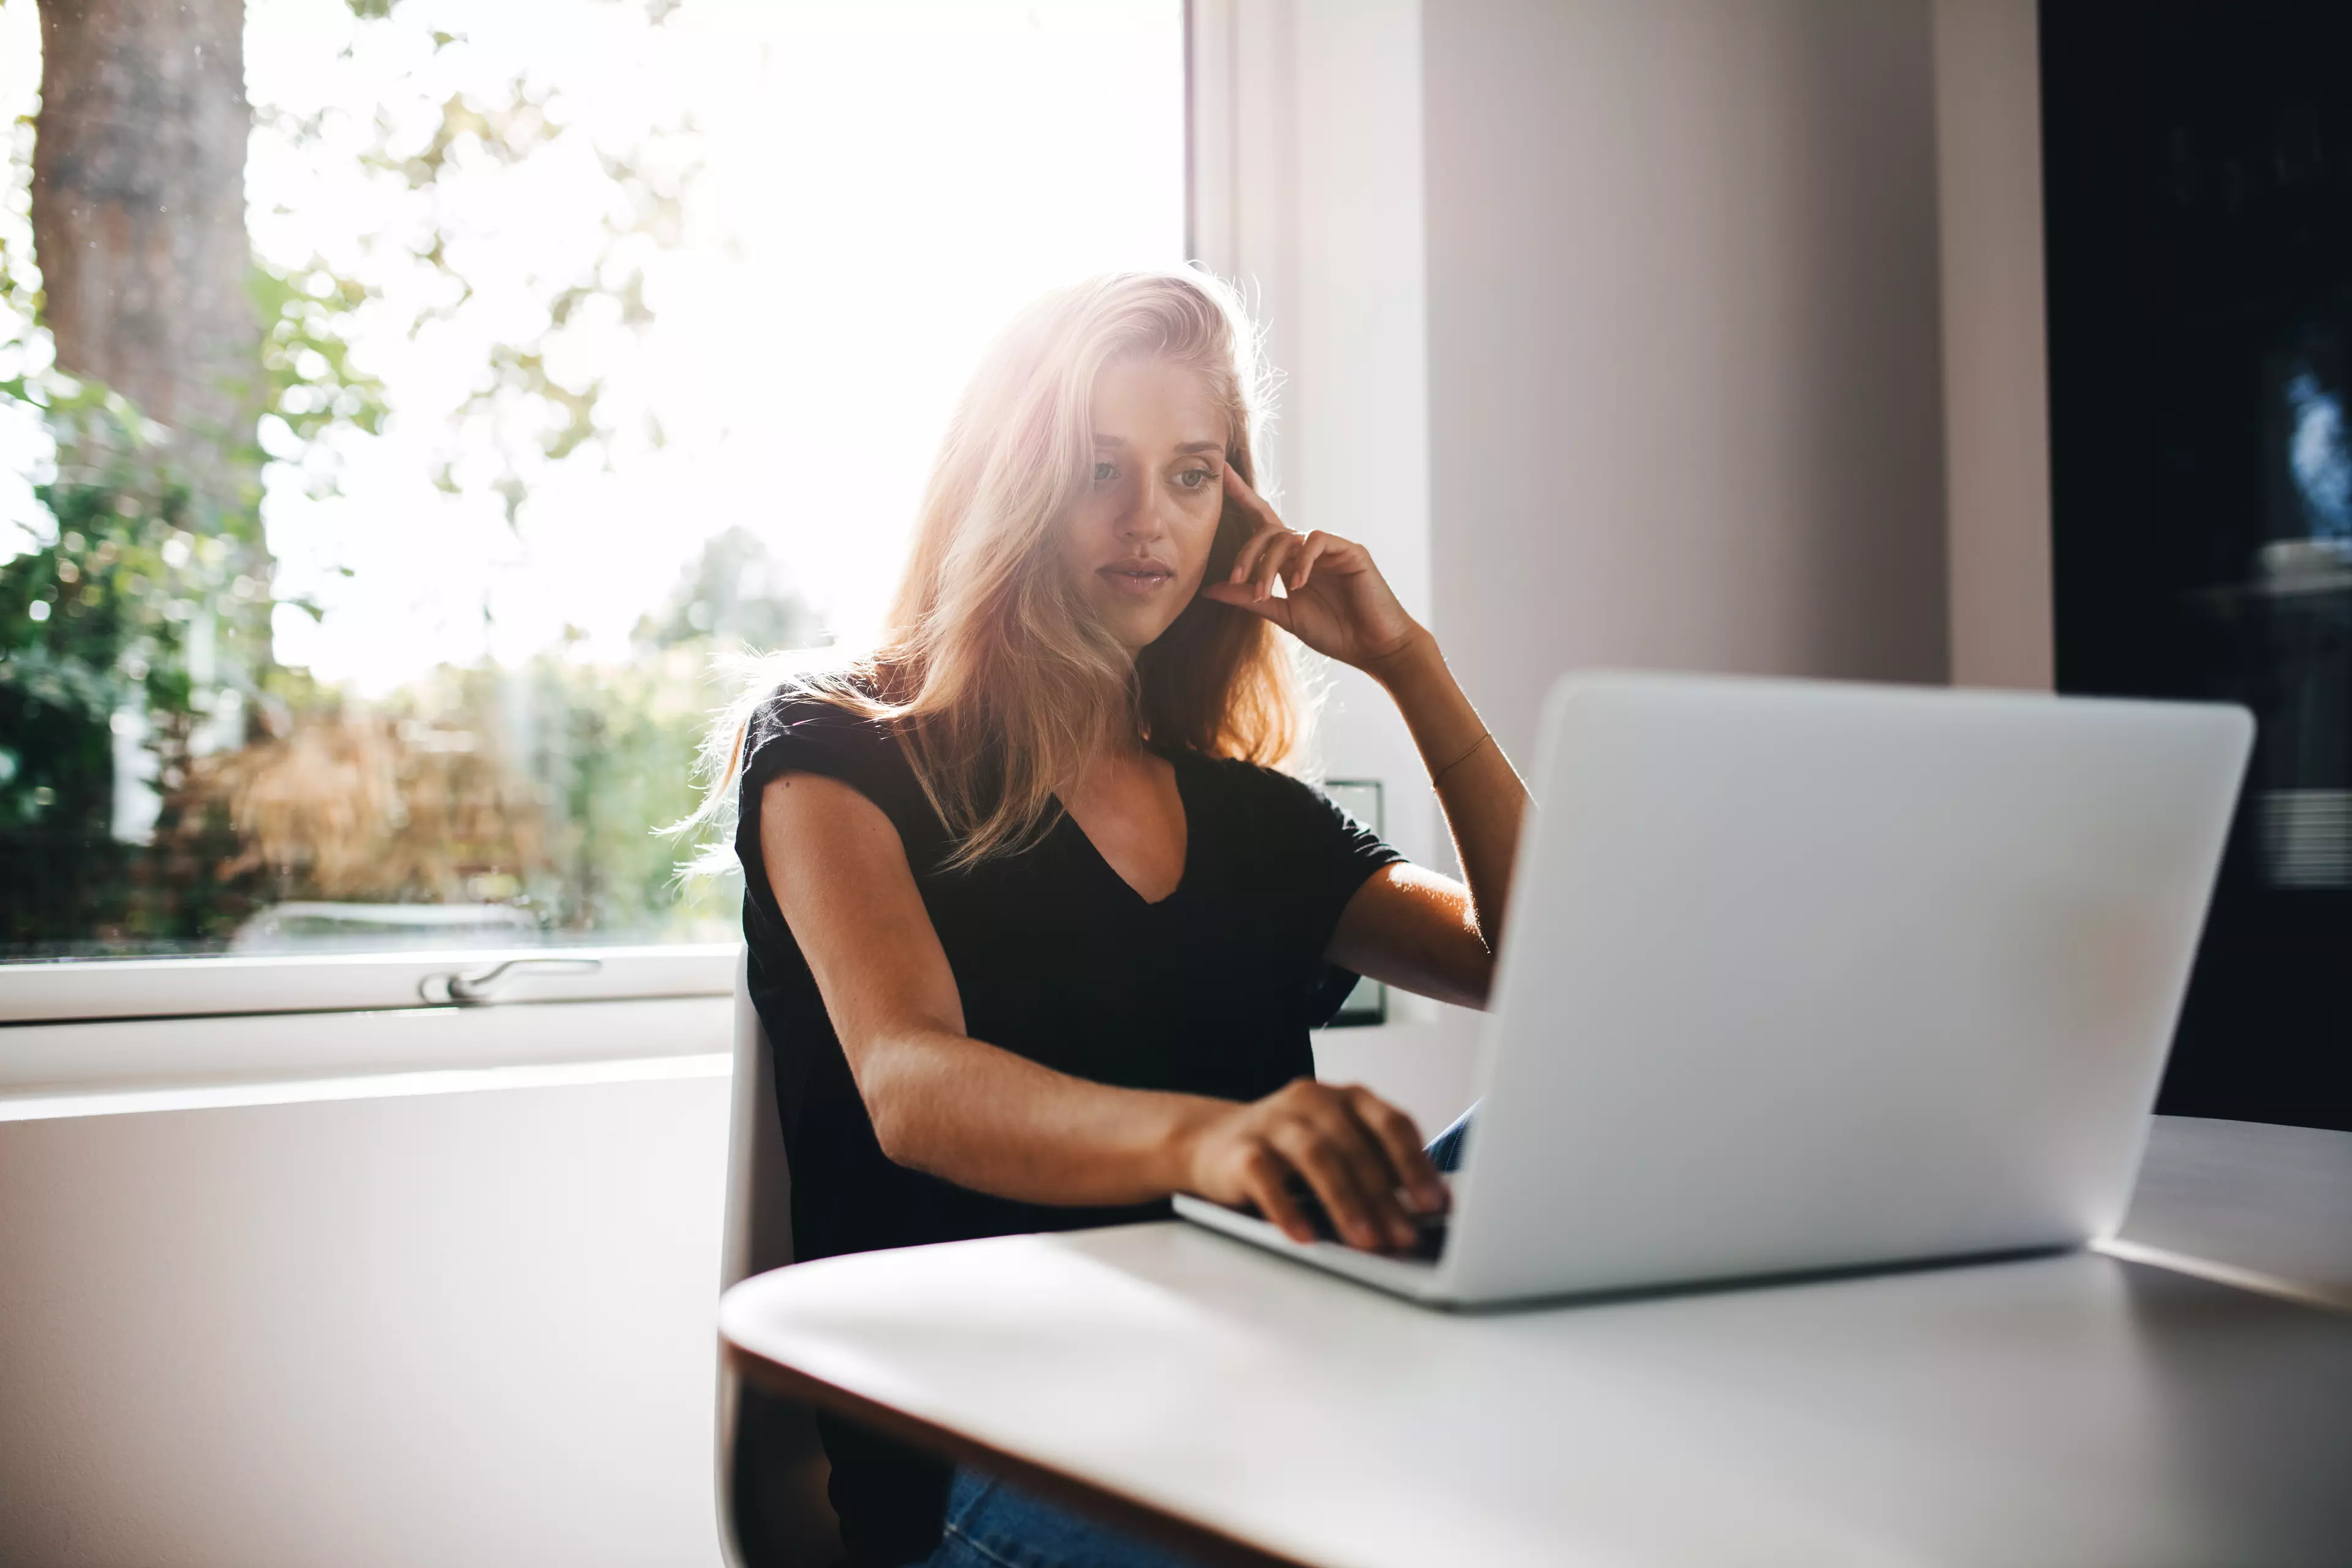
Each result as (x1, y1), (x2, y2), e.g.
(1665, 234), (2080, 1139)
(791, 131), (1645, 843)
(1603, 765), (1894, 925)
(1055, 749), (1196, 909)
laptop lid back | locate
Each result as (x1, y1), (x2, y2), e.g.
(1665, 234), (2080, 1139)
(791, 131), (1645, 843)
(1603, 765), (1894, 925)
(1439, 674), (2251, 1305)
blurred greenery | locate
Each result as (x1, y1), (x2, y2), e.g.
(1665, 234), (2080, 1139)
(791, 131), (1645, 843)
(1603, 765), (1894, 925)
(1, 422), (810, 949)
(0, 1), (798, 956)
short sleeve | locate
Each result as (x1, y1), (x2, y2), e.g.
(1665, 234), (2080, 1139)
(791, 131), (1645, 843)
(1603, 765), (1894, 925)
(1243, 768), (1406, 1025)
(734, 694), (930, 927)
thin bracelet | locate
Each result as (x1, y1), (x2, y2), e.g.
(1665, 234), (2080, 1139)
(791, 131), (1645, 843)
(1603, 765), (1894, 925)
(1430, 731), (1492, 788)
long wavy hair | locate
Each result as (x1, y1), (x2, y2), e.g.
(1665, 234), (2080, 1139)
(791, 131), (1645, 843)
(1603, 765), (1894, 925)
(681, 268), (1308, 872)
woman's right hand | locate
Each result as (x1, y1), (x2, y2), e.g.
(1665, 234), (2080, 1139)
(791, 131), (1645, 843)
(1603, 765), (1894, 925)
(1180, 1079), (1449, 1252)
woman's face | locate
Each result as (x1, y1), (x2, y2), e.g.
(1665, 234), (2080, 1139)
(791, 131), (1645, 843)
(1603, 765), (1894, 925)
(1063, 355), (1230, 654)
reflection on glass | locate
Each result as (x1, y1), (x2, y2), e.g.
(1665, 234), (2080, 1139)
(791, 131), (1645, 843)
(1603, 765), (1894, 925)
(2248, 339), (2352, 888)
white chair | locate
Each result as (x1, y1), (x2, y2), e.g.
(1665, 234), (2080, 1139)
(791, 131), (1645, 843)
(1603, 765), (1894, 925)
(718, 950), (842, 1566)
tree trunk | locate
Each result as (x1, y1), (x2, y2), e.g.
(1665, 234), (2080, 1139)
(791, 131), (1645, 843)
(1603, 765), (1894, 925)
(29, 0), (258, 497)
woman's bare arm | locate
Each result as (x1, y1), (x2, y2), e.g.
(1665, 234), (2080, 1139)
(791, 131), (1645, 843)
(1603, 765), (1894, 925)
(760, 771), (1446, 1248)
(1202, 472), (1530, 1010)
(1327, 864), (1490, 1009)
(1326, 635), (1531, 1009)
(1370, 634), (1529, 949)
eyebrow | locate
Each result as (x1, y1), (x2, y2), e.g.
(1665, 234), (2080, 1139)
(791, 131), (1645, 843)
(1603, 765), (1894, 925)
(1090, 434), (1226, 457)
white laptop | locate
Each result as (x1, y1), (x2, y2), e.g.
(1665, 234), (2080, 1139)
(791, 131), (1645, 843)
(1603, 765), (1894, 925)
(1175, 671), (2253, 1308)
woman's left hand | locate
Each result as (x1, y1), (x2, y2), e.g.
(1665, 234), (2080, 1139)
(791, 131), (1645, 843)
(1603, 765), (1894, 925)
(1200, 469), (1428, 674)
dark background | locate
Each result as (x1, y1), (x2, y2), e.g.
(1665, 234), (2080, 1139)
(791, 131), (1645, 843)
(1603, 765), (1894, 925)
(2043, 0), (2352, 1131)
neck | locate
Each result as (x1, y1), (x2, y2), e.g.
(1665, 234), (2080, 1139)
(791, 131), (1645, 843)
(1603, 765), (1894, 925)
(1071, 728), (1150, 791)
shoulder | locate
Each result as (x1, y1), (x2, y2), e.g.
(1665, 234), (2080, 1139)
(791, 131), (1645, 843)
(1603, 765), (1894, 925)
(1178, 751), (1363, 833)
(756, 687), (854, 728)
(741, 682), (925, 816)
(748, 686), (899, 761)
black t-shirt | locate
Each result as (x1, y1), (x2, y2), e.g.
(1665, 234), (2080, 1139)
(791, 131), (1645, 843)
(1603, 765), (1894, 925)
(734, 690), (1401, 1564)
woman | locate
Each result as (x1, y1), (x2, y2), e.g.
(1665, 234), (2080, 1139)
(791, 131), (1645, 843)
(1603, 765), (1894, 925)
(696, 270), (1526, 1567)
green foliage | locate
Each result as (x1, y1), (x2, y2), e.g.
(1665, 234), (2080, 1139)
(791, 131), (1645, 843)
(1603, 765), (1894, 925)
(638, 525), (821, 653)
(299, 53), (698, 524)
(1, 0), (765, 955)
(251, 256), (390, 462)
(2, 464), (801, 949)
(515, 643), (742, 935)
(0, 375), (273, 948)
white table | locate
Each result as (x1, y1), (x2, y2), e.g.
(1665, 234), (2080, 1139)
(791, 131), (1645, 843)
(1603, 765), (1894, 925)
(720, 1119), (2352, 1567)
(2109, 1114), (2352, 1310)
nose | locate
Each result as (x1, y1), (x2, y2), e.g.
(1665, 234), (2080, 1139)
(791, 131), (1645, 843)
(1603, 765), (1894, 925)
(1116, 481), (1171, 546)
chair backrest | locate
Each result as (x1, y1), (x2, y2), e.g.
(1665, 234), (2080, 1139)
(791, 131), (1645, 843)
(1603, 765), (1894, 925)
(717, 951), (839, 1566)
(722, 948), (795, 1291)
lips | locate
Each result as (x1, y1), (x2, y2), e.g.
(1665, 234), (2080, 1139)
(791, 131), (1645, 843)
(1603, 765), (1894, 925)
(1098, 558), (1176, 597)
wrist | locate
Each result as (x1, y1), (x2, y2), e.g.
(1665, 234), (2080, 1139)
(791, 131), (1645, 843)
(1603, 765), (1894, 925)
(1360, 624), (1443, 693)
(1159, 1095), (1232, 1196)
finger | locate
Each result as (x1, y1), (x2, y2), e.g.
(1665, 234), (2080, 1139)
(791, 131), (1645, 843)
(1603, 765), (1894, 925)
(1284, 532), (1335, 593)
(1239, 1145), (1313, 1243)
(1200, 578), (1295, 630)
(1306, 1104), (1422, 1248)
(1270, 1121), (1382, 1249)
(1253, 532), (1300, 601)
(1226, 519), (1286, 586)
(1220, 464), (1280, 527)
(1344, 1087), (1447, 1213)
(1275, 1118), (1401, 1252)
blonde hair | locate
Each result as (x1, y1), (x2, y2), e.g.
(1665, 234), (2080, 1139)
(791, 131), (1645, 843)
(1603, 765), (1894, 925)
(681, 268), (1307, 873)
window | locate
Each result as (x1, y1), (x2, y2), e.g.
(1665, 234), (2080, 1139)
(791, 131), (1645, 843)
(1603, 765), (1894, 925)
(0, 0), (1186, 975)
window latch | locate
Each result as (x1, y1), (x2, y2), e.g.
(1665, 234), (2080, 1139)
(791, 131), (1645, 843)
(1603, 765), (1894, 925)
(425, 957), (603, 1006)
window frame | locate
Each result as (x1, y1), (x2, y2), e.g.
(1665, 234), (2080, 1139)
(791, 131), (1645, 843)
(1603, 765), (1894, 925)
(0, 943), (737, 1026)
(4, 4), (1205, 1031)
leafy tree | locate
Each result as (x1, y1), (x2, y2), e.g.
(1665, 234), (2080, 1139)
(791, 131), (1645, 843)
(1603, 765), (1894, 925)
(1, 0), (764, 952)
(0, 380), (257, 947)
(638, 526), (821, 654)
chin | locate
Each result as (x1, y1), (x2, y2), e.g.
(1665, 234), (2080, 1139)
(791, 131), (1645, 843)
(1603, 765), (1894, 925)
(1088, 598), (1181, 654)
(1107, 617), (1172, 655)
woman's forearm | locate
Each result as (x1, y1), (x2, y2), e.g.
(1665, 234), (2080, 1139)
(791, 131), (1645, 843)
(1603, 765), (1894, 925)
(1366, 633), (1530, 951)
(857, 1023), (1227, 1206)
(860, 1022), (1442, 1250)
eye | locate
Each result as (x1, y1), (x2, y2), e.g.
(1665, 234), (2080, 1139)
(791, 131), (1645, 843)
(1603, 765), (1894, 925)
(1093, 461), (1118, 486)
(1175, 467), (1215, 491)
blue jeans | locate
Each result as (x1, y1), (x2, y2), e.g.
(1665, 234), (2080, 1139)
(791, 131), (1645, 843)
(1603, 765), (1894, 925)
(1425, 1101), (1475, 1174)
(921, 1105), (1480, 1568)
(924, 1470), (1202, 1568)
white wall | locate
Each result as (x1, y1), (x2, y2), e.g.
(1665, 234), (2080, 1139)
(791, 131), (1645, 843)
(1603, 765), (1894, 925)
(0, 1009), (1471, 1568)
(1934, 0), (2054, 690)
(1420, 0), (1952, 767)
(1191, 0), (1441, 878)
(1202, 0), (2054, 770)
(0, 1058), (733, 1568)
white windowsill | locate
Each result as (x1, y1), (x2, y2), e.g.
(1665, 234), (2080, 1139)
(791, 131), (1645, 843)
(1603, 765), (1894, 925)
(0, 942), (739, 1025)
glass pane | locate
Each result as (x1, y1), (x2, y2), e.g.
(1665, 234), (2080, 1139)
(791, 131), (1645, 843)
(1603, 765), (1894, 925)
(0, 0), (1185, 958)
